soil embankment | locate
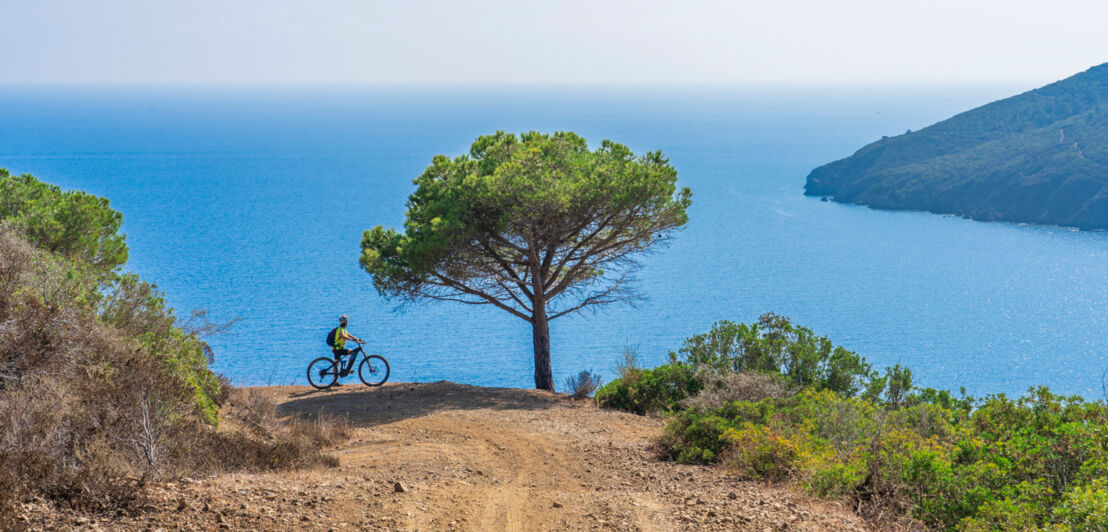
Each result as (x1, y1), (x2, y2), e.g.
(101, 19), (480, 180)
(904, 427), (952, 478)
(25, 382), (869, 531)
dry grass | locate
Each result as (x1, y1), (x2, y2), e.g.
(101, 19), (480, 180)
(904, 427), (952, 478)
(224, 387), (352, 448)
(286, 411), (353, 449)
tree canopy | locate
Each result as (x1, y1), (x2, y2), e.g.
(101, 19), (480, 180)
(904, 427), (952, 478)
(361, 131), (691, 390)
(0, 169), (128, 272)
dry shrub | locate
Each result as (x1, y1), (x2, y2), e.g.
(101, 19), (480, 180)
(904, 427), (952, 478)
(0, 350), (162, 514)
(286, 410), (353, 449)
(215, 387), (351, 469)
(225, 387), (352, 448)
(682, 370), (794, 410)
(164, 419), (346, 474)
(564, 369), (603, 399)
(0, 228), (348, 521)
(227, 388), (282, 436)
(613, 344), (641, 380)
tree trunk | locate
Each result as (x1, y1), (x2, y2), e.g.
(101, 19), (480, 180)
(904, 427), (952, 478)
(531, 301), (554, 391)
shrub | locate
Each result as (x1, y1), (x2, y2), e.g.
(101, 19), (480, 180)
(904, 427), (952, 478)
(286, 412), (353, 450)
(660, 381), (1108, 530)
(721, 423), (801, 481)
(600, 314), (886, 417)
(614, 344), (641, 380)
(674, 313), (875, 397)
(564, 369), (602, 399)
(0, 333), (190, 512)
(222, 387), (351, 461)
(594, 363), (700, 415)
(803, 459), (867, 498)
(592, 315), (1108, 529)
(99, 273), (224, 423)
(0, 225), (346, 519)
(681, 370), (793, 411)
(1052, 478), (1108, 531)
(659, 409), (737, 463)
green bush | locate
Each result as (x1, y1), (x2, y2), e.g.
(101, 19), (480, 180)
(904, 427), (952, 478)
(675, 313), (875, 397)
(100, 274), (224, 423)
(1052, 478), (1108, 531)
(598, 312), (1108, 530)
(594, 362), (700, 415)
(657, 383), (1108, 530)
(659, 409), (736, 463)
(721, 423), (801, 481)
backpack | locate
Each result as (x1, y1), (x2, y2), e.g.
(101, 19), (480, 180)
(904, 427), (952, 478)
(325, 327), (338, 348)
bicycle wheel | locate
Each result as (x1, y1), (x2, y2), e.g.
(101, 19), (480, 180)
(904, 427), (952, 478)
(358, 355), (390, 387)
(307, 357), (338, 389)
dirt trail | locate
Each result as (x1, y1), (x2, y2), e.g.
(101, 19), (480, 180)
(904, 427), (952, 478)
(29, 382), (870, 531)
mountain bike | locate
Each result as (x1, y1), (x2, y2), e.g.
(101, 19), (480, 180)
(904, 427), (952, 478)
(306, 342), (390, 390)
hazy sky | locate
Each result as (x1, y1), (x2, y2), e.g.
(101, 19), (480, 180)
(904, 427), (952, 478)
(2, 0), (1106, 85)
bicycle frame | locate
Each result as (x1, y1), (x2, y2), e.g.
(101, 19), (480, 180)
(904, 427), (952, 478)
(336, 345), (365, 375)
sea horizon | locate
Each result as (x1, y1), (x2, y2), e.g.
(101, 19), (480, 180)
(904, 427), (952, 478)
(3, 84), (1106, 397)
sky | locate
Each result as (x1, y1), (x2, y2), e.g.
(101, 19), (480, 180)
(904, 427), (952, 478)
(2, 0), (1106, 85)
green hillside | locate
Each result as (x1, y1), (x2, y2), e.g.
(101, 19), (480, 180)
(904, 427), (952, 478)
(805, 63), (1108, 229)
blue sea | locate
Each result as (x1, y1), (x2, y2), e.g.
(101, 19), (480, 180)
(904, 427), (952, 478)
(3, 84), (1107, 398)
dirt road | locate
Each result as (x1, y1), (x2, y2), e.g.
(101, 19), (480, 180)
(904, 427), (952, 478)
(35, 382), (870, 531)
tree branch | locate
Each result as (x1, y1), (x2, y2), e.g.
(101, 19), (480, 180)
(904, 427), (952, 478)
(425, 272), (532, 321)
(476, 239), (534, 301)
(548, 273), (635, 320)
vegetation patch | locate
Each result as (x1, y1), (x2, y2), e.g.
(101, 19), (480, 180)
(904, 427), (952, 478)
(600, 312), (1108, 531)
(0, 172), (348, 522)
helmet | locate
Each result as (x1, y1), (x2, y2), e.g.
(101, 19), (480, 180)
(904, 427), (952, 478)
(338, 314), (349, 325)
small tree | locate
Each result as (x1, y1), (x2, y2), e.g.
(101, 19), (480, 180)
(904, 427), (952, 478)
(361, 131), (691, 390)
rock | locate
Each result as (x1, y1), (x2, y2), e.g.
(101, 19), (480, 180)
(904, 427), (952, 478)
(728, 492), (738, 500)
(393, 481), (408, 493)
(552, 501), (563, 509)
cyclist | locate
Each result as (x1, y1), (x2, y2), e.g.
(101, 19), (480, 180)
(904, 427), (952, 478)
(329, 315), (364, 385)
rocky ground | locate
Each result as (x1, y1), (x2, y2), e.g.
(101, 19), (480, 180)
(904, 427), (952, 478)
(19, 382), (871, 531)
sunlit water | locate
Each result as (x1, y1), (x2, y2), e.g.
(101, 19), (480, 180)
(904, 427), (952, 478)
(3, 84), (1106, 398)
